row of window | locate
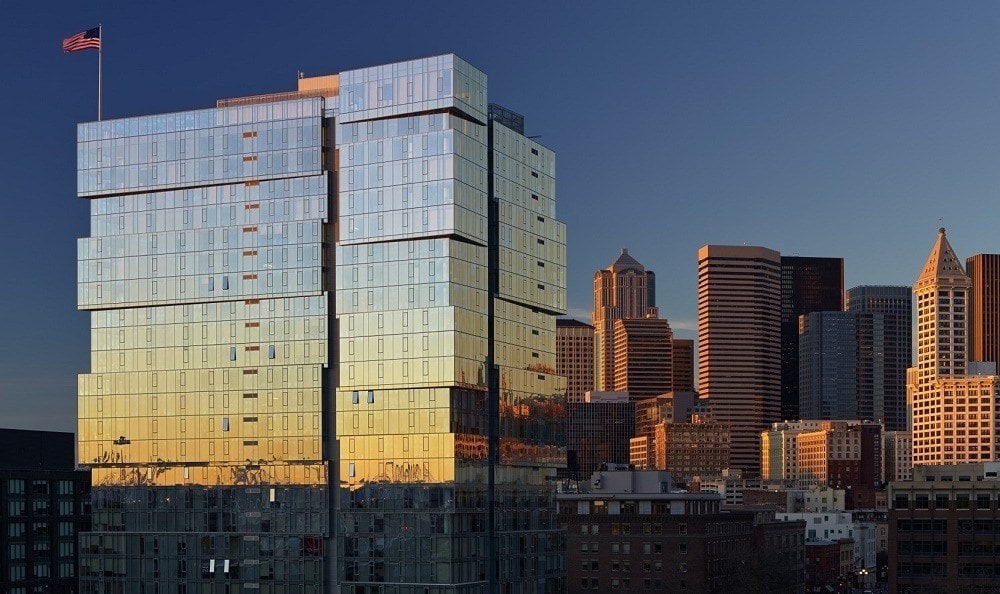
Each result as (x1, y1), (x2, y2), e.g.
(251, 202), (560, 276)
(578, 522), (687, 535)
(894, 492), (994, 509)
(6, 480), (77, 495)
(579, 578), (678, 590)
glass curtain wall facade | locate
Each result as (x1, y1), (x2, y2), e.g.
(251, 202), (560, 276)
(846, 286), (913, 432)
(798, 311), (858, 420)
(333, 56), (566, 593)
(77, 53), (566, 594)
(779, 256), (844, 421)
(77, 98), (333, 592)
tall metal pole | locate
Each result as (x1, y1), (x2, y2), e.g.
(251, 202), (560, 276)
(98, 24), (102, 121)
(486, 114), (499, 594)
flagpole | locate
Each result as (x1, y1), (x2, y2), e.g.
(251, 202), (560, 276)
(97, 24), (102, 121)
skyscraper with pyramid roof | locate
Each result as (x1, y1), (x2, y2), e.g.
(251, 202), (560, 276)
(912, 228), (1000, 465)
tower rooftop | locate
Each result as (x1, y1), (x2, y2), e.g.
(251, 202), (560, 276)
(915, 227), (971, 291)
(609, 248), (645, 273)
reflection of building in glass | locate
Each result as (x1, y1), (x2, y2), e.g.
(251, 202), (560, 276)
(77, 54), (567, 592)
(78, 92), (332, 591)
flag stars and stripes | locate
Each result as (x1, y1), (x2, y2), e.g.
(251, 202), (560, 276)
(63, 27), (101, 53)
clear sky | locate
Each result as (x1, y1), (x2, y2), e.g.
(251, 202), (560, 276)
(4, 1), (1000, 432)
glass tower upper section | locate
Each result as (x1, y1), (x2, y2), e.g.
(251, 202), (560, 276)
(76, 54), (566, 594)
(77, 97), (331, 487)
(77, 99), (323, 197)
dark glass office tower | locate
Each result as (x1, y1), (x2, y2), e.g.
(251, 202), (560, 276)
(846, 286), (912, 431)
(77, 54), (566, 594)
(780, 256), (844, 420)
(799, 311), (858, 420)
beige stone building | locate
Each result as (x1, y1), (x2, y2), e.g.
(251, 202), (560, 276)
(629, 419), (731, 480)
(912, 228), (1000, 466)
(884, 430), (913, 482)
(761, 420), (824, 481)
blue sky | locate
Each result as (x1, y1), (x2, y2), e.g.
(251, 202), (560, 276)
(3, 1), (1000, 432)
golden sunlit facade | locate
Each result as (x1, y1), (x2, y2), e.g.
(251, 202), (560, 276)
(913, 228), (1000, 466)
(77, 54), (566, 594)
(77, 96), (332, 592)
(335, 57), (567, 593)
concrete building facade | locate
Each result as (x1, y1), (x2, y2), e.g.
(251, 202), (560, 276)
(889, 463), (1000, 593)
(761, 420), (824, 482)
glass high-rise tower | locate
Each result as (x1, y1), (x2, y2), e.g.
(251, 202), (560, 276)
(77, 54), (567, 594)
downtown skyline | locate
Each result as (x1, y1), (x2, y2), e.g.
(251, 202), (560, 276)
(10, 2), (1000, 432)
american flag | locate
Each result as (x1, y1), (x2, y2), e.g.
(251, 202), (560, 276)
(62, 27), (101, 53)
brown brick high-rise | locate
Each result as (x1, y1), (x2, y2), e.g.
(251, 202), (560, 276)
(593, 249), (658, 391)
(966, 253), (1000, 367)
(698, 245), (781, 475)
(612, 317), (673, 399)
